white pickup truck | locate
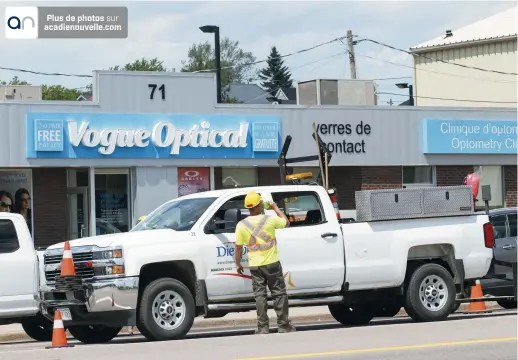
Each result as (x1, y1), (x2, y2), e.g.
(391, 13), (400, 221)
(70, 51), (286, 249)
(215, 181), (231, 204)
(0, 213), (53, 341)
(39, 185), (495, 343)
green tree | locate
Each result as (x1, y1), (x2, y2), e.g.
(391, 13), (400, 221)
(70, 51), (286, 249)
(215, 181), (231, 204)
(180, 37), (257, 103)
(1, 76), (93, 100)
(258, 46), (293, 96)
(0, 76), (29, 85)
(109, 57), (171, 71)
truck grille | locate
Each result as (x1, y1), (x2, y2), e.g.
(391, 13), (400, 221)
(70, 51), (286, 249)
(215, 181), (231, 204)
(44, 252), (93, 265)
(44, 251), (94, 283)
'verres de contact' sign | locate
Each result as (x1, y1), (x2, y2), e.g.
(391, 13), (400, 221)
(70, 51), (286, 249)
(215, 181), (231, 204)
(26, 112), (281, 159)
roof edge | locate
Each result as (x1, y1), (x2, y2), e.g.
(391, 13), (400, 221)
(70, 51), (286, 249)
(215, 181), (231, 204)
(410, 34), (518, 53)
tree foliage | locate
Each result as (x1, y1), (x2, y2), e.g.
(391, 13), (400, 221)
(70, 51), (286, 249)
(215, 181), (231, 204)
(258, 46), (293, 96)
(1, 76), (91, 100)
(180, 37), (257, 102)
(109, 57), (171, 72)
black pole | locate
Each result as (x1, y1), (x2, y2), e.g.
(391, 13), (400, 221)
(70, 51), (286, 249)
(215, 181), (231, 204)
(214, 28), (222, 104)
(408, 84), (414, 106)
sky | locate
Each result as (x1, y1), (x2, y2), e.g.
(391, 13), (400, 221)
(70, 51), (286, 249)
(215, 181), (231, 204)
(1, 0), (516, 105)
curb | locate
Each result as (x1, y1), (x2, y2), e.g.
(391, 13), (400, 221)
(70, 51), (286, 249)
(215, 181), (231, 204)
(0, 303), (503, 343)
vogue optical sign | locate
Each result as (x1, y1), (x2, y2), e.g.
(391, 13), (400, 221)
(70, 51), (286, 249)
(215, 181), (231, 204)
(68, 120), (250, 155)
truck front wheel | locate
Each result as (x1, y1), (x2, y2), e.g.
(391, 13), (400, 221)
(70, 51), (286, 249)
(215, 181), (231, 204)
(328, 304), (375, 326)
(137, 278), (195, 341)
(404, 263), (455, 322)
(21, 314), (54, 342)
(68, 325), (122, 344)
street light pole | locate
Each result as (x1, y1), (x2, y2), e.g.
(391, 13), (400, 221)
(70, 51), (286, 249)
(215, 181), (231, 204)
(200, 25), (222, 103)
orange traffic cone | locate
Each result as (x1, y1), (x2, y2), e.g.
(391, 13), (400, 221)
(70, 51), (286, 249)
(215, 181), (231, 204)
(468, 280), (487, 313)
(60, 241), (76, 276)
(45, 310), (74, 349)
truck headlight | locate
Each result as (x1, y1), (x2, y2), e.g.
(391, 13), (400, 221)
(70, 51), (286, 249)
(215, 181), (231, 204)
(91, 246), (125, 278)
(93, 248), (123, 260)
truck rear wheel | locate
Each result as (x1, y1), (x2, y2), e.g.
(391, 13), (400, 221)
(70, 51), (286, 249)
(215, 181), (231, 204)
(328, 304), (375, 326)
(68, 325), (122, 344)
(21, 314), (54, 342)
(404, 263), (455, 322)
(137, 278), (195, 341)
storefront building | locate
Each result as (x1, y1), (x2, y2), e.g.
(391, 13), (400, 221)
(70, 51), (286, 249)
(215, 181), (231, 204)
(0, 71), (516, 248)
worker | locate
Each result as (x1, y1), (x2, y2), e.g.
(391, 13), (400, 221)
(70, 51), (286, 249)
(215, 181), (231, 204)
(234, 191), (296, 335)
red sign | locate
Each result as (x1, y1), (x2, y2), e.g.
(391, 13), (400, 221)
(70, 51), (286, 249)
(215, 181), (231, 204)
(178, 168), (210, 197)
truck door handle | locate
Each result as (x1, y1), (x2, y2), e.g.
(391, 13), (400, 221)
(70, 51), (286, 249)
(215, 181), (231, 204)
(321, 233), (337, 239)
(503, 245), (516, 250)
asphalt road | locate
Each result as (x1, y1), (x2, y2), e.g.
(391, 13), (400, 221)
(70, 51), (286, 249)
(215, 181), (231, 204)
(0, 311), (516, 360)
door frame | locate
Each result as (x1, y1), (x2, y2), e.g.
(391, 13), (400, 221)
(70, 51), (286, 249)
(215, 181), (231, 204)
(67, 186), (90, 239)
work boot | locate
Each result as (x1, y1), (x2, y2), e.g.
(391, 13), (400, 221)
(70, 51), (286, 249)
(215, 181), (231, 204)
(278, 323), (296, 333)
(255, 327), (269, 335)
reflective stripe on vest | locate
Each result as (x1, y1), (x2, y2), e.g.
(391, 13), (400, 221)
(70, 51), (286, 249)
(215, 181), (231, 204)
(240, 216), (277, 252)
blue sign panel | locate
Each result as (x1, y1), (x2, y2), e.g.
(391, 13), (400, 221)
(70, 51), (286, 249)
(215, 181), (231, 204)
(422, 119), (517, 154)
(26, 113), (281, 159)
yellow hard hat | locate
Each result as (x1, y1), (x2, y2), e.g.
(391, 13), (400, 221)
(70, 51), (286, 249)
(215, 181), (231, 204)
(244, 191), (262, 209)
(137, 215), (147, 223)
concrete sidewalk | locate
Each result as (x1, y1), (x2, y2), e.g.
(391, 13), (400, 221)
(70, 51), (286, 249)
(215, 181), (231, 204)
(0, 303), (501, 343)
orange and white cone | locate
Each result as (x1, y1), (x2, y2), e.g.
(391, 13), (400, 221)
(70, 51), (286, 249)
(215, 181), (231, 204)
(60, 241), (76, 276)
(45, 310), (74, 349)
(468, 280), (487, 313)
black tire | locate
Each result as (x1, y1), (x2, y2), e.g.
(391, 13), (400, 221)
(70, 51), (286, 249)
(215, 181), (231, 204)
(404, 263), (456, 322)
(137, 278), (195, 341)
(375, 303), (402, 318)
(496, 300), (517, 309)
(328, 304), (375, 326)
(68, 325), (122, 344)
(21, 315), (54, 342)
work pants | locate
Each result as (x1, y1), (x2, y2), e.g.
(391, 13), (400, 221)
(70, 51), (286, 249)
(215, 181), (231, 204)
(249, 261), (290, 329)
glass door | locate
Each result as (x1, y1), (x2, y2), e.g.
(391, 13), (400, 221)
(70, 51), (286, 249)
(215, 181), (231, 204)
(95, 170), (130, 234)
(67, 187), (89, 240)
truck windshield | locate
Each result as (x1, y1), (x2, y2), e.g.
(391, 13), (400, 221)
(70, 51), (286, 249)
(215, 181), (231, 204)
(131, 197), (217, 232)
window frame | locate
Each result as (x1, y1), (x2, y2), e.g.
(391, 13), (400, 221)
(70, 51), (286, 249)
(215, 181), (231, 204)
(490, 214), (509, 239)
(270, 190), (328, 228)
(203, 194), (249, 235)
(402, 166), (436, 188)
(0, 219), (20, 254)
(507, 213), (517, 237)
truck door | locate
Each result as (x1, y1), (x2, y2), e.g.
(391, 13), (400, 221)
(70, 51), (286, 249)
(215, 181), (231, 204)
(492, 212), (517, 281)
(201, 193), (254, 300)
(0, 216), (39, 317)
(270, 190), (344, 293)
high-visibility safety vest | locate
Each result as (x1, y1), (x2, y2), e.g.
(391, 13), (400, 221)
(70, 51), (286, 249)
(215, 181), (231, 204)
(239, 216), (277, 253)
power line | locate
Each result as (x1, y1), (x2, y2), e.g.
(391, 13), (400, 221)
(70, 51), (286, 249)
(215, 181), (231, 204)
(242, 52), (346, 104)
(371, 76), (412, 81)
(192, 35), (347, 74)
(0, 66), (92, 78)
(377, 91), (517, 104)
(354, 51), (517, 84)
(1, 34), (347, 79)
(354, 35), (518, 76)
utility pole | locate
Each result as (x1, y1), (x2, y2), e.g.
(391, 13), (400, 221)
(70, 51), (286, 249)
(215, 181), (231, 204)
(346, 30), (357, 79)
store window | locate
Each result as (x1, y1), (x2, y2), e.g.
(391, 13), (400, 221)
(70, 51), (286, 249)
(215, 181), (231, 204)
(474, 166), (503, 208)
(0, 170), (33, 237)
(221, 168), (257, 188)
(403, 166), (435, 187)
(95, 170), (130, 233)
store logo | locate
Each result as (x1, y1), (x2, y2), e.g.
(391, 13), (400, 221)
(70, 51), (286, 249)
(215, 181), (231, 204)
(34, 119), (64, 152)
(5, 7), (39, 39)
(184, 170), (200, 178)
(66, 120), (251, 155)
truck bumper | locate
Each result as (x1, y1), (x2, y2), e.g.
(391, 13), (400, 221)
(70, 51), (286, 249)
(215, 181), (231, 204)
(39, 276), (139, 326)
